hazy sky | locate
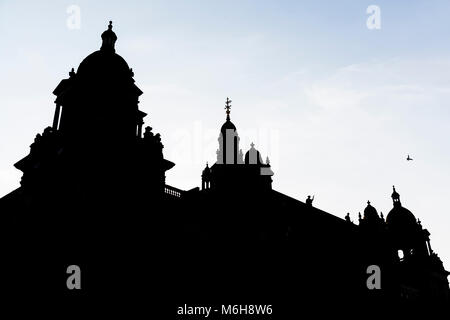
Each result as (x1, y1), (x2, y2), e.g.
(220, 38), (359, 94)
(1, 0), (450, 268)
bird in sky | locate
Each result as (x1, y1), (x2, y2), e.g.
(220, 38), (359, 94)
(407, 155), (413, 161)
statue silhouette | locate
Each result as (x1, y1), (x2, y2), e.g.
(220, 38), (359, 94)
(306, 195), (314, 206)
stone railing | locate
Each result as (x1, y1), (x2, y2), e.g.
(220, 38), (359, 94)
(164, 185), (183, 198)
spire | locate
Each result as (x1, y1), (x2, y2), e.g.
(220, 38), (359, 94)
(225, 97), (232, 121)
(101, 21), (117, 53)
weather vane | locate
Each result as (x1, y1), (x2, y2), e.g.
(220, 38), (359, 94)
(225, 97), (232, 120)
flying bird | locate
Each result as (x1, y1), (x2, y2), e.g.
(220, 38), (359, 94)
(407, 155), (413, 161)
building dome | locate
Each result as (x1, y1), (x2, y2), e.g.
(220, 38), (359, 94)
(76, 21), (132, 80)
(77, 50), (131, 79)
(386, 186), (419, 243)
(386, 205), (417, 233)
(363, 201), (379, 221)
(245, 143), (263, 164)
(220, 119), (236, 133)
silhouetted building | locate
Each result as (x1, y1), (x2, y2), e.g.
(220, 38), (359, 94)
(0, 22), (448, 315)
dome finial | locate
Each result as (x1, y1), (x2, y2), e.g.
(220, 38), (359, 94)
(225, 97), (232, 121)
(109, 20), (113, 29)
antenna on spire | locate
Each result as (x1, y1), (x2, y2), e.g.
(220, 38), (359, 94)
(225, 97), (232, 120)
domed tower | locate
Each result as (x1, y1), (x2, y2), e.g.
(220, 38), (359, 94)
(216, 98), (243, 165)
(243, 142), (274, 191)
(15, 22), (174, 198)
(386, 186), (427, 259)
(385, 186), (450, 301)
(52, 21), (144, 146)
(203, 98), (273, 193)
(359, 201), (383, 228)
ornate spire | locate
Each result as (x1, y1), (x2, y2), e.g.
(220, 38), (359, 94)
(225, 97), (232, 121)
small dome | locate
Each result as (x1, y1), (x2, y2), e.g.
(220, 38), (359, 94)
(202, 163), (211, 176)
(386, 204), (419, 249)
(220, 119), (236, 133)
(363, 201), (379, 221)
(245, 143), (263, 164)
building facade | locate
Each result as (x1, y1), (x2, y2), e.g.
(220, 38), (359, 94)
(0, 22), (448, 315)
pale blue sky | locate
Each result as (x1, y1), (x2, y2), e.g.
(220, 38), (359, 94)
(1, 1), (450, 268)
